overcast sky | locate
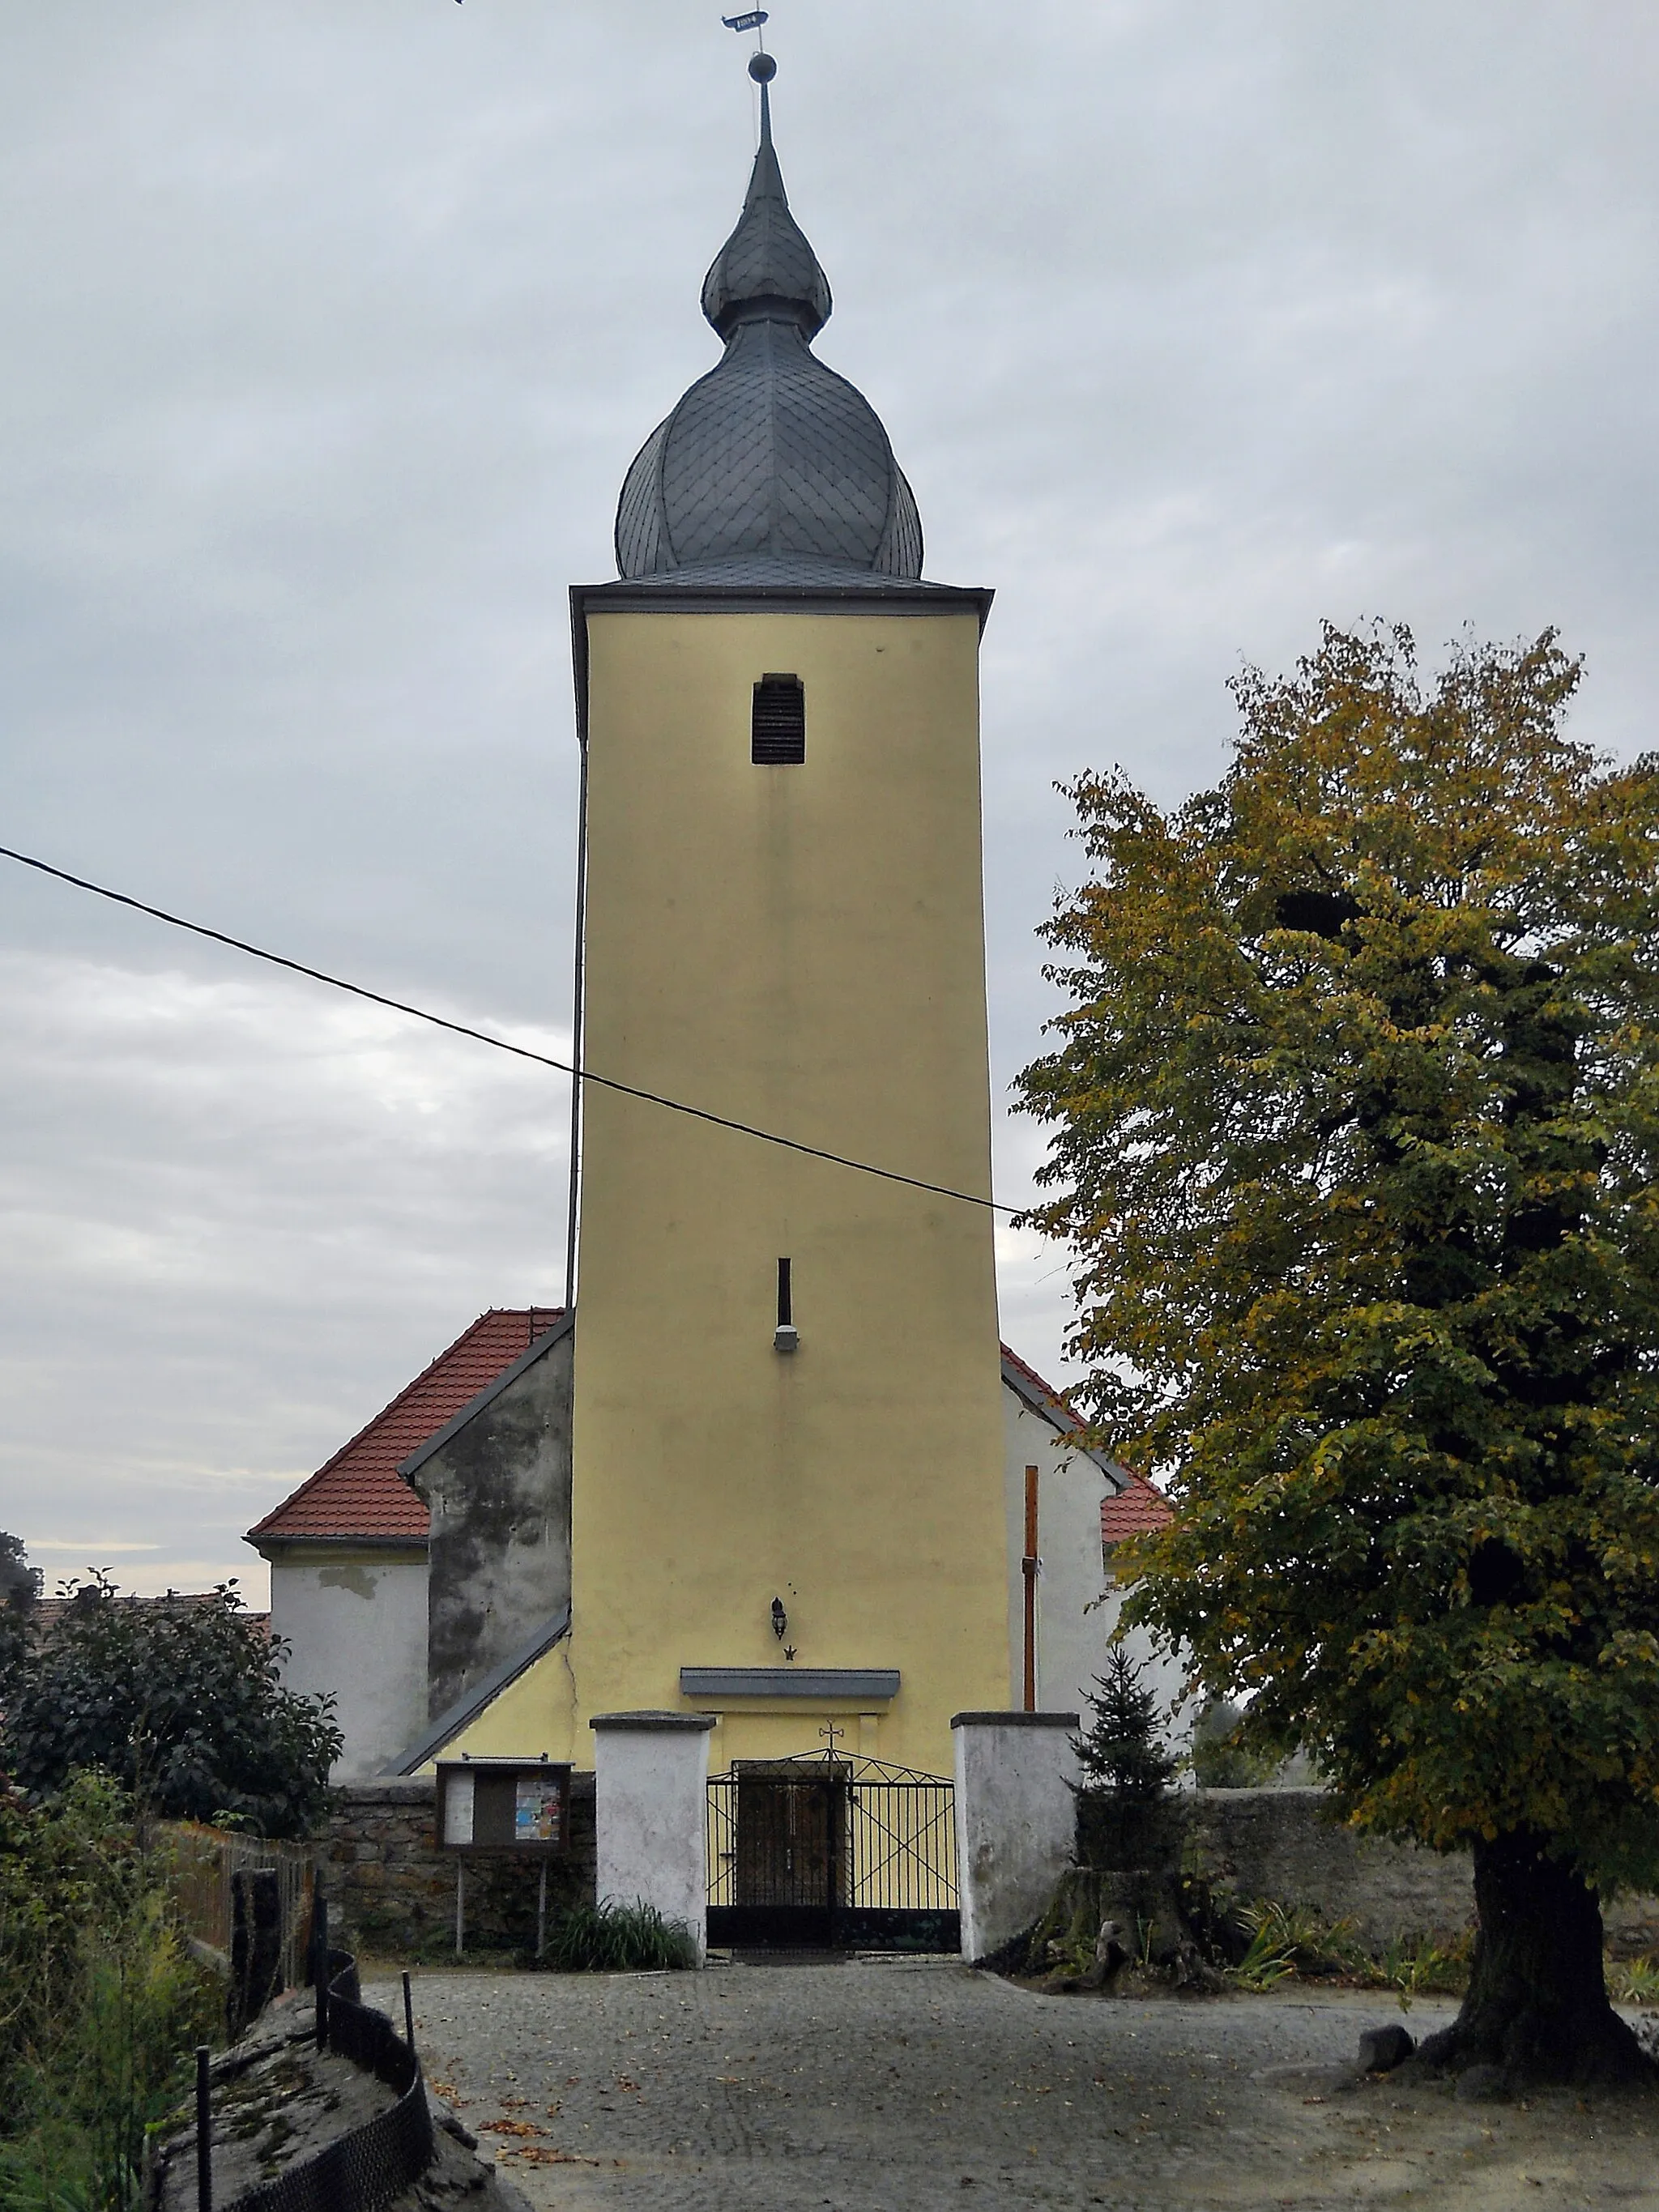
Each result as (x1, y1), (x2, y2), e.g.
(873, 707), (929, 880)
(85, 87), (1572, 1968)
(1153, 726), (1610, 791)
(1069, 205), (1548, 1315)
(2, 2), (1655, 1601)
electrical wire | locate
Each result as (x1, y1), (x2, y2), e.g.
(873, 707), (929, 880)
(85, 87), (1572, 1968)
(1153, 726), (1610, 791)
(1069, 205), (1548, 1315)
(0, 842), (1019, 1216)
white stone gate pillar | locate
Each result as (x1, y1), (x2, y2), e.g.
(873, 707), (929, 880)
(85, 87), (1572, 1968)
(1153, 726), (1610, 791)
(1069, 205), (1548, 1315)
(952, 1710), (1080, 1963)
(590, 1711), (718, 1965)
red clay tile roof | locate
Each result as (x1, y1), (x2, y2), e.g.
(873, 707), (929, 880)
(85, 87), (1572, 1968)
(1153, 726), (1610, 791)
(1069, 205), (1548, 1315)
(1001, 1343), (1175, 1537)
(29, 1594), (270, 1639)
(1101, 1471), (1175, 1545)
(247, 1309), (565, 1546)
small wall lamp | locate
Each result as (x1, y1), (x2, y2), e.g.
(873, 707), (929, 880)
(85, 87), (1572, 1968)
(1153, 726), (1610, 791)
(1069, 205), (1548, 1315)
(771, 1596), (787, 1641)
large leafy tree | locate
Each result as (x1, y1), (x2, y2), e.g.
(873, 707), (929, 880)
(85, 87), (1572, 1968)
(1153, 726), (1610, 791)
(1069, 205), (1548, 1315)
(1017, 624), (1659, 2086)
(1, 1569), (340, 1839)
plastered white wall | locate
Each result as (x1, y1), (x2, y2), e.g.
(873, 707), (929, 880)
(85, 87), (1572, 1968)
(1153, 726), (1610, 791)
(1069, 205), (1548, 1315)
(592, 1718), (714, 1963)
(1001, 1387), (1192, 1766)
(268, 1551), (429, 1782)
(1092, 1579), (1193, 1767)
(953, 1713), (1080, 1961)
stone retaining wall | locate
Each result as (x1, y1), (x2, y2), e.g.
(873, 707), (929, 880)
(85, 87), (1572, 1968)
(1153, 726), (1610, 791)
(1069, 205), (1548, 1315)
(1166, 1790), (1659, 1954)
(323, 1775), (597, 1958)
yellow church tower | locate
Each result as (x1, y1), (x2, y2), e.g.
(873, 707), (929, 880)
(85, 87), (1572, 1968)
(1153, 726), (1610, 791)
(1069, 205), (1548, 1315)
(549, 56), (1008, 1779)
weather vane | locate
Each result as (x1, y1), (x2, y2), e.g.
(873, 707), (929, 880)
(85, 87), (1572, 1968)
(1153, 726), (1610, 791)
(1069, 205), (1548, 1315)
(723, 8), (775, 109)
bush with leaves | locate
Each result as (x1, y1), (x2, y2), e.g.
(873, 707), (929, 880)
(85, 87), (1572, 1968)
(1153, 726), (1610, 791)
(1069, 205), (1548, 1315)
(0, 1534), (40, 1613)
(2, 1572), (340, 1839)
(0, 1773), (220, 2211)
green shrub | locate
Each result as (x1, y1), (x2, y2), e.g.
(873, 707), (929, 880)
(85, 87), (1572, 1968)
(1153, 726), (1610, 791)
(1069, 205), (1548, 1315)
(0, 1775), (220, 2210)
(2, 1574), (339, 1838)
(1224, 1915), (1298, 1992)
(539, 1899), (697, 1973)
(1218, 1907), (1642, 2014)
(1223, 1900), (1363, 1988)
(1374, 1929), (1475, 2004)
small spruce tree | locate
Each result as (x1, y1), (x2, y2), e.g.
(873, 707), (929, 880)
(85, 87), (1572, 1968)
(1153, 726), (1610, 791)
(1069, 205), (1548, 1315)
(1073, 1647), (1178, 1799)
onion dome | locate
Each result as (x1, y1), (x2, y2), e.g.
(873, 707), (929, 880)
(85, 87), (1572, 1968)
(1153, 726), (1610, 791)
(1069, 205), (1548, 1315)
(615, 58), (923, 582)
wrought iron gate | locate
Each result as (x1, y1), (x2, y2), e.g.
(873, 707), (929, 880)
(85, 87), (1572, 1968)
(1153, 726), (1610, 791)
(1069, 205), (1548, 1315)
(706, 1753), (958, 1952)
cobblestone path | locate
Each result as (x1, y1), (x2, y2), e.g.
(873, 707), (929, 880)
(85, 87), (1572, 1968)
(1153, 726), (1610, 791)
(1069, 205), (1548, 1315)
(372, 1961), (1659, 2211)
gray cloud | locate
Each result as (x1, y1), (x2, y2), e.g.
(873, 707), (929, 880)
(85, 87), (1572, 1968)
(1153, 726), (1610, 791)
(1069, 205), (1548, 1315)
(2, 2), (1654, 1591)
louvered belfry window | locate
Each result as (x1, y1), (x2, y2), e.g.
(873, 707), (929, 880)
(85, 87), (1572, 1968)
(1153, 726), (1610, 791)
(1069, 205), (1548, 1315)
(752, 674), (806, 765)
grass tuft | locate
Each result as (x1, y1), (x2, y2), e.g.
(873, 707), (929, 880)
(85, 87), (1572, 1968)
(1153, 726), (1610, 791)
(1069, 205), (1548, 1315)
(1608, 1955), (1659, 2007)
(1220, 1899), (1472, 2010)
(538, 1899), (697, 1974)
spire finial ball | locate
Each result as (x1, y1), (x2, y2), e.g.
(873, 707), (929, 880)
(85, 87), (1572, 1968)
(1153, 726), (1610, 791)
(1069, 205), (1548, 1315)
(748, 51), (777, 83)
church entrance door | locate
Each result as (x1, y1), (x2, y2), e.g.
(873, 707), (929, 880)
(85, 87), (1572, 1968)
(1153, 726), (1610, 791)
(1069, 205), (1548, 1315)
(731, 1761), (847, 1945)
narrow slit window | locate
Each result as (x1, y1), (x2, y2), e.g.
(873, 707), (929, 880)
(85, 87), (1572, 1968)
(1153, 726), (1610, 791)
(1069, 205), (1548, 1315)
(774, 1257), (798, 1353)
(753, 674), (805, 765)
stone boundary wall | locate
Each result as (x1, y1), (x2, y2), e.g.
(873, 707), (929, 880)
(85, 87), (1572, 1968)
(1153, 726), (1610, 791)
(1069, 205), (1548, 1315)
(324, 1775), (597, 1958)
(1175, 1790), (1659, 1955)
(1183, 1789), (1470, 1947)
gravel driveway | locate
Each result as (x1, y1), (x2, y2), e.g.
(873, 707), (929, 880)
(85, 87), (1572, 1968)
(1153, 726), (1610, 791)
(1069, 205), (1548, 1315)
(369, 1960), (1659, 2211)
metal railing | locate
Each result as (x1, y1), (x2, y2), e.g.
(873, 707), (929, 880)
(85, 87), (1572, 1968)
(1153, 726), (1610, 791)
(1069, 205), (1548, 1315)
(706, 1753), (958, 1949)
(707, 1754), (957, 1912)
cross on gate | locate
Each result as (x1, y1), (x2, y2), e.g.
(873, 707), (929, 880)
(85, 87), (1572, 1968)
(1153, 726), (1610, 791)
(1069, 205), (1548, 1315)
(819, 1721), (846, 1754)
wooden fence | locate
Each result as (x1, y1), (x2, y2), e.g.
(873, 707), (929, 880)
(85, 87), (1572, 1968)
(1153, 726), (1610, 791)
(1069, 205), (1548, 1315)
(161, 1822), (316, 1993)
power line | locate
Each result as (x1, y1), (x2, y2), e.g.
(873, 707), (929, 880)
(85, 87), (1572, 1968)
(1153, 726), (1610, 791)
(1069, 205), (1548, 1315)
(0, 842), (1018, 1216)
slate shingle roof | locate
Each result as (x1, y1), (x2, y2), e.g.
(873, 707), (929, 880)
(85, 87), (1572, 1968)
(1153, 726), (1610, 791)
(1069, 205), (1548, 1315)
(700, 119), (832, 342)
(246, 1309), (565, 1546)
(615, 79), (922, 583)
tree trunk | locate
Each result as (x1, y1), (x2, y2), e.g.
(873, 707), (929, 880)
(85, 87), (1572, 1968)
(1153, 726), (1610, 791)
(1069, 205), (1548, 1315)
(1414, 1830), (1653, 2088)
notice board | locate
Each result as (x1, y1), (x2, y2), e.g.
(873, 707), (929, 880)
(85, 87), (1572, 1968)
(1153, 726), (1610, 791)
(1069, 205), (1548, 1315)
(436, 1758), (571, 1855)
